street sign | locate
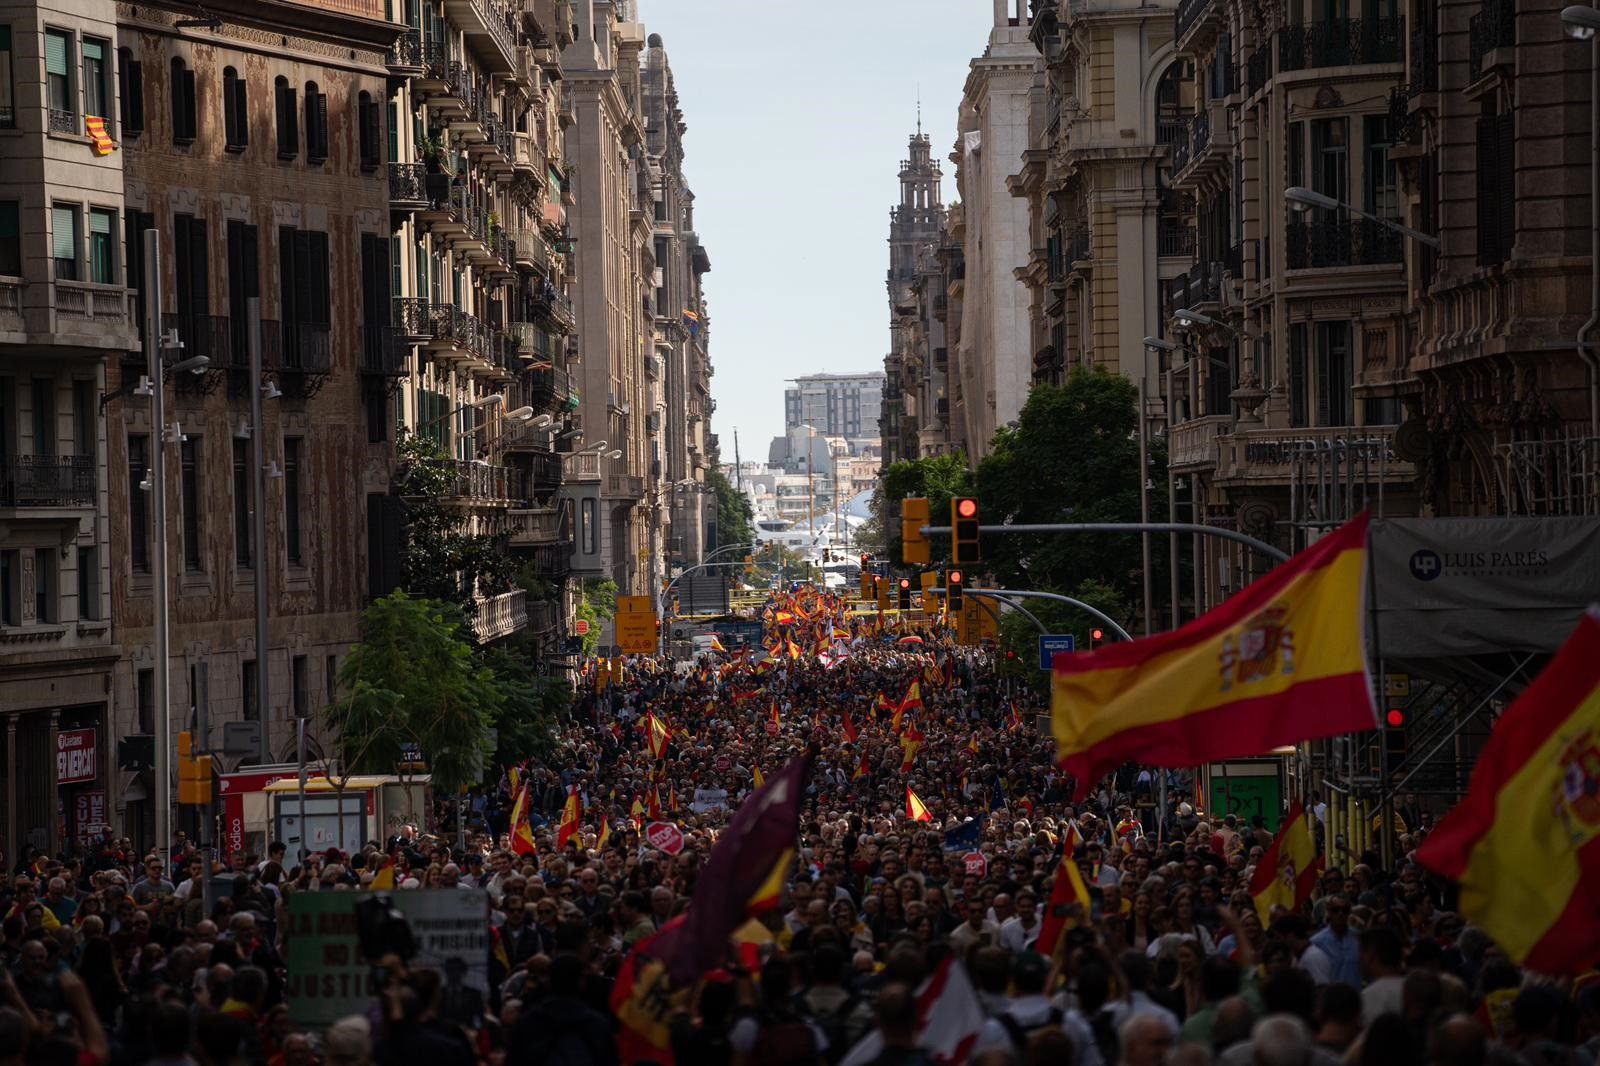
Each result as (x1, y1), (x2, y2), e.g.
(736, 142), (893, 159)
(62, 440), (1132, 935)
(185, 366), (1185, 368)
(645, 821), (684, 855)
(615, 608), (658, 655)
(962, 852), (988, 878)
(617, 595), (653, 614)
(574, 618), (591, 636)
(1037, 634), (1077, 671)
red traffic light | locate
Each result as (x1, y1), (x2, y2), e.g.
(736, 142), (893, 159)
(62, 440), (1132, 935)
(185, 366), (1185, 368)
(957, 498), (979, 519)
(1386, 709), (1405, 728)
(1091, 628), (1105, 641)
(949, 570), (963, 584)
(899, 578), (911, 590)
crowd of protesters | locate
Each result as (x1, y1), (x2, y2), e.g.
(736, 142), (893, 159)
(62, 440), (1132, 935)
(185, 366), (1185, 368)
(0, 589), (1590, 1066)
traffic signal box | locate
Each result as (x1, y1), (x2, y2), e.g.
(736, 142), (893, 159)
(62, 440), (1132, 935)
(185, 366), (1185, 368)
(920, 571), (939, 617)
(897, 578), (912, 612)
(951, 498), (980, 564)
(875, 576), (891, 612)
(947, 569), (964, 611)
(177, 731), (213, 805)
(902, 498), (931, 565)
(859, 554), (873, 599)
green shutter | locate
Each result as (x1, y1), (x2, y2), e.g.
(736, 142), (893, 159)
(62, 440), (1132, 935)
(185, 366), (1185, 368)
(89, 209), (111, 235)
(51, 206), (76, 260)
(81, 39), (102, 62)
(45, 31), (67, 76)
(387, 102), (399, 163)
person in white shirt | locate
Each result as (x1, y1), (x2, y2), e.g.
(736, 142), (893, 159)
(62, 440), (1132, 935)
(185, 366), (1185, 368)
(1000, 890), (1042, 953)
(1272, 915), (1334, 985)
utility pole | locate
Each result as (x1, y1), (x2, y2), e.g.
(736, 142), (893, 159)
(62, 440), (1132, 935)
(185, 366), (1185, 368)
(145, 230), (172, 865)
(248, 298), (283, 859)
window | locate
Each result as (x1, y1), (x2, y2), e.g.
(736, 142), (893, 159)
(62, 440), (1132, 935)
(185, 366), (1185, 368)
(129, 434), (150, 572)
(274, 76), (297, 158)
(73, 380), (94, 455)
(1476, 110), (1515, 265)
(34, 548), (55, 624)
(77, 546), (99, 620)
(358, 91), (380, 169)
(136, 668), (154, 732)
(304, 81), (328, 163)
(1364, 395), (1402, 425)
(226, 219), (259, 360)
(1288, 324), (1309, 428)
(0, 26), (14, 129)
(89, 208), (116, 284)
(116, 47), (143, 137)
(181, 435), (203, 572)
(325, 654), (338, 707)
(242, 659), (259, 721)
(1314, 322), (1353, 426)
(284, 437), (302, 563)
(292, 655), (307, 717)
(278, 227), (331, 366)
(173, 214), (209, 325)
(0, 201), (17, 275)
(223, 66), (247, 150)
(582, 497), (597, 554)
(170, 57), (196, 144)
(0, 550), (15, 625)
(52, 203), (79, 280)
(1364, 115), (1397, 220)
(1311, 118), (1349, 206)
(45, 29), (74, 130)
(31, 378), (54, 456)
(387, 101), (399, 164)
(82, 37), (107, 119)
(233, 437), (252, 567)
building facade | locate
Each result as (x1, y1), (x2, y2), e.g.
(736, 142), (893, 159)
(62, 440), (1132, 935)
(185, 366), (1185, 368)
(784, 371), (884, 452)
(0, 0), (136, 854)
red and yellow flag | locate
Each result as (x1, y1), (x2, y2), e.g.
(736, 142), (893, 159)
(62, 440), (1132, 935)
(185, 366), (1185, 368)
(556, 786), (581, 849)
(596, 814), (611, 852)
(906, 785), (932, 823)
(842, 712), (859, 744)
(1037, 840), (1094, 959)
(369, 854), (397, 890)
(746, 850), (793, 915)
(510, 784), (537, 856)
(853, 751), (871, 781)
(1417, 608), (1600, 974)
(85, 115), (115, 155)
(1052, 513), (1375, 797)
(645, 713), (671, 760)
(753, 764), (765, 788)
(1247, 801), (1321, 925)
(708, 636), (728, 654)
(899, 680), (923, 713)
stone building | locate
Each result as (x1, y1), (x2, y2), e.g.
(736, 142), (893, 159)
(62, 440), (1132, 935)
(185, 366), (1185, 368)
(0, 0), (136, 854)
(103, 0), (402, 844)
(948, 0), (1038, 460)
(560, 0), (654, 595)
(641, 31), (714, 571)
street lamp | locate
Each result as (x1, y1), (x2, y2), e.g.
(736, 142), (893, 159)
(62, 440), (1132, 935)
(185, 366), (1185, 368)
(1562, 5), (1600, 440)
(1284, 186), (1441, 249)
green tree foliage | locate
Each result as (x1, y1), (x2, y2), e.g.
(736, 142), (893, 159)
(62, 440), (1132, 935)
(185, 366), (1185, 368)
(477, 640), (565, 767)
(576, 579), (618, 657)
(396, 434), (516, 628)
(878, 451), (974, 563)
(708, 467), (754, 550)
(327, 591), (504, 794)
(993, 579), (1132, 692)
(975, 368), (1169, 617)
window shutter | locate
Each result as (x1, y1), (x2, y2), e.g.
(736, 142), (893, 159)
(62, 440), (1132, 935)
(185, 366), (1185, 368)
(387, 101), (399, 164)
(309, 231), (330, 325)
(293, 230), (312, 326)
(278, 225), (297, 330)
(232, 77), (248, 147)
(128, 60), (144, 133)
(183, 68), (196, 140)
(45, 32), (67, 77)
(362, 98), (381, 166)
(316, 92), (329, 160)
(51, 206), (76, 262)
(1314, 328), (1332, 427)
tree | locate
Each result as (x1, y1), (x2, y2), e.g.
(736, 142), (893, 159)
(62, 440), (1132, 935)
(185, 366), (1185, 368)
(975, 368), (1169, 621)
(708, 467), (754, 551)
(477, 641), (565, 766)
(877, 452), (973, 564)
(993, 579), (1132, 692)
(327, 591), (503, 796)
(576, 578), (618, 657)
(396, 433), (517, 633)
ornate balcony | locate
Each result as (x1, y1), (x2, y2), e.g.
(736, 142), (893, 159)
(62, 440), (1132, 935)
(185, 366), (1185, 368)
(0, 278), (21, 334)
(506, 505), (564, 547)
(0, 456), (96, 510)
(1468, 0), (1514, 80)
(393, 297), (432, 342)
(562, 450), (601, 483)
(420, 458), (527, 506)
(1170, 415), (1228, 472)
(388, 163), (430, 211)
(1174, 0), (1218, 48)
(56, 281), (135, 328)
(605, 473), (646, 500)
(473, 589), (527, 642)
(1214, 426), (1412, 486)
(388, 28), (426, 72)
(278, 320), (333, 396)
(445, 0), (517, 73)
(1278, 16), (1402, 71)
(1286, 217), (1404, 270)
(361, 324), (408, 376)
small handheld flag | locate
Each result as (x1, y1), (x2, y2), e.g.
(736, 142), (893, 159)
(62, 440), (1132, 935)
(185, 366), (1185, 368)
(906, 785), (932, 823)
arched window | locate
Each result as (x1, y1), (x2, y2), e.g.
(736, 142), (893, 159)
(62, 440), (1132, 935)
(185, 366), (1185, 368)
(169, 56), (196, 144)
(1155, 62), (1184, 146)
(275, 76), (297, 158)
(303, 81), (328, 164)
(222, 66), (247, 150)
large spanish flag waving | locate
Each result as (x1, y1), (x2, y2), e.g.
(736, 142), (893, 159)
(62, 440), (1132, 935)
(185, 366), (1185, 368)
(1247, 801), (1321, 925)
(1052, 513), (1375, 797)
(1417, 608), (1600, 974)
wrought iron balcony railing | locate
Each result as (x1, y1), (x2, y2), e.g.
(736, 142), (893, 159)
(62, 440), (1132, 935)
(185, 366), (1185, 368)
(0, 455), (95, 507)
(1286, 217), (1405, 269)
(1279, 16), (1402, 71)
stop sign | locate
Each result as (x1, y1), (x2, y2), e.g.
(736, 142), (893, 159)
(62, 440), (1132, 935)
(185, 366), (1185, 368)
(963, 852), (988, 878)
(575, 619), (591, 636)
(645, 821), (685, 855)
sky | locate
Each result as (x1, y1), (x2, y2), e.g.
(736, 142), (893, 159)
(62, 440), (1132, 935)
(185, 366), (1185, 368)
(644, 0), (1000, 459)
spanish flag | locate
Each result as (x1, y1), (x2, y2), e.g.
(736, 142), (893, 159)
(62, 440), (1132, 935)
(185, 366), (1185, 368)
(369, 854), (397, 890)
(899, 680), (924, 714)
(510, 784), (537, 856)
(746, 851), (793, 915)
(1037, 840), (1094, 959)
(906, 785), (932, 823)
(556, 786), (581, 849)
(853, 751), (871, 781)
(1052, 513), (1375, 797)
(708, 636), (728, 654)
(1247, 801), (1321, 925)
(596, 814), (611, 852)
(753, 765), (765, 788)
(967, 734), (980, 756)
(645, 713), (672, 760)
(1417, 608), (1600, 974)
(842, 712), (859, 744)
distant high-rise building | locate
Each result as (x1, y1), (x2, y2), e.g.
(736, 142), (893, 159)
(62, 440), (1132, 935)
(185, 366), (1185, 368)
(784, 373), (884, 450)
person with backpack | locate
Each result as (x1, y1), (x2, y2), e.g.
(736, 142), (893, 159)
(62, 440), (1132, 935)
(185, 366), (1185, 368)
(798, 946), (873, 1065)
(970, 953), (1106, 1066)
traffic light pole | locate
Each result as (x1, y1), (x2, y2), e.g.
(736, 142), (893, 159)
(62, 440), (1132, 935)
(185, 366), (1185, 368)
(919, 522), (1291, 564)
(929, 587), (1132, 641)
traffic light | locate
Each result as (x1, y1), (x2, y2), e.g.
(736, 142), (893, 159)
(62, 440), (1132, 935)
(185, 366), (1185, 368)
(177, 731), (213, 805)
(1089, 627), (1105, 651)
(875, 576), (891, 612)
(897, 578), (912, 612)
(951, 498), (981, 564)
(902, 498), (931, 565)
(1384, 708), (1408, 765)
(947, 569), (963, 611)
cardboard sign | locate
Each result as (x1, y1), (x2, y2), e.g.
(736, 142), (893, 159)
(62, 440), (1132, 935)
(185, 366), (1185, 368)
(57, 729), (97, 784)
(645, 821), (684, 855)
(962, 852), (988, 878)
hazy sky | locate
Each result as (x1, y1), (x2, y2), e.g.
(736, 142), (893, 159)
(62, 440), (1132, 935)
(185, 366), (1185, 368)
(645, 0), (998, 459)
